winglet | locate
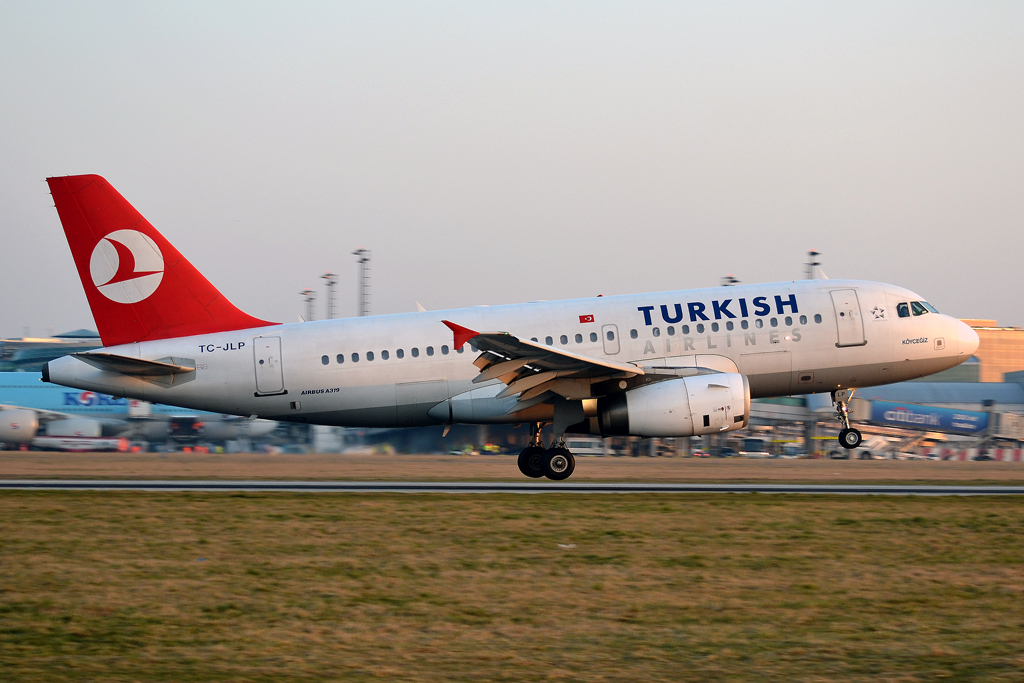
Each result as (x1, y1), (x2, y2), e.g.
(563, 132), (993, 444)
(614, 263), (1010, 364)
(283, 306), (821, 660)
(442, 320), (479, 350)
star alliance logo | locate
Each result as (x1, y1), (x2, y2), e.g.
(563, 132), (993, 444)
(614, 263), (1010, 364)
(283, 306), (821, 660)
(871, 306), (885, 320)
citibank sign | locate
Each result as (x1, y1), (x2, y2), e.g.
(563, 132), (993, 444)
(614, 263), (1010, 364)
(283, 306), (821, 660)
(870, 400), (988, 435)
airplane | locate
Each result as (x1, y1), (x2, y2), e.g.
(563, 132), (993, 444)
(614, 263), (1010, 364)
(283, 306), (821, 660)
(41, 174), (979, 478)
(0, 372), (278, 450)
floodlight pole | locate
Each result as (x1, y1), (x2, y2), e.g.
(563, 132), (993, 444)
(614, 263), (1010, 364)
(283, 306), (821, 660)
(322, 272), (337, 319)
(806, 250), (821, 280)
(352, 248), (371, 317)
(300, 288), (316, 321)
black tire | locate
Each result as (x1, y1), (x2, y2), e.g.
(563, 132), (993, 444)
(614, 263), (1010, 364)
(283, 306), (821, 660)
(839, 428), (862, 449)
(543, 447), (576, 480)
(517, 446), (546, 478)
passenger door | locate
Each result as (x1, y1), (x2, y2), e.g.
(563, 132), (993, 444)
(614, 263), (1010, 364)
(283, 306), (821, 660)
(830, 289), (867, 347)
(253, 336), (286, 395)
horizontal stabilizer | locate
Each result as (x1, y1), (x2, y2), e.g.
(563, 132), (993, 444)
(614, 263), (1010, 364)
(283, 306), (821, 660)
(73, 352), (196, 376)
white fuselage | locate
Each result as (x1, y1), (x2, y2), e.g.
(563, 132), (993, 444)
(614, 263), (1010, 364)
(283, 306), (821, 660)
(46, 279), (976, 429)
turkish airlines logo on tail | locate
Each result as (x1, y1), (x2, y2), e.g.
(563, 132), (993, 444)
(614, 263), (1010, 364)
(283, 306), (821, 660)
(89, 229), (164, 304)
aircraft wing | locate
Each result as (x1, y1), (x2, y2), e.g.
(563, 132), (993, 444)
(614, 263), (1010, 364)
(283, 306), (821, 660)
(0, 404), (77, 423)
(442, 321), (643, 406)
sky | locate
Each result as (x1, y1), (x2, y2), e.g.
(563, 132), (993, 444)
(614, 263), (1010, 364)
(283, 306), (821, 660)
(1, 1), (1022, 338)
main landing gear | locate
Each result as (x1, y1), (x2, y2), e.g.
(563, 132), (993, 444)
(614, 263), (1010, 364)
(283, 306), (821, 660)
(833, 388), (862, 450)
(517, 422), (576, 481)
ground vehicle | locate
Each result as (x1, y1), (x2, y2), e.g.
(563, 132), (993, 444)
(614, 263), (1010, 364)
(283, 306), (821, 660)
(564, 437), (606, 456)
(739, 437), (771, 458)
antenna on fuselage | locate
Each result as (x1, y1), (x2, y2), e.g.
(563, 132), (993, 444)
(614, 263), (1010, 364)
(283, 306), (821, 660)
(721, 274), (740, 287)
(352, 248), (370, 317)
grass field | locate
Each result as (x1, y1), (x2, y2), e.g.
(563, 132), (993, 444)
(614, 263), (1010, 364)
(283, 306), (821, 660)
(2, 492), (1024, 681)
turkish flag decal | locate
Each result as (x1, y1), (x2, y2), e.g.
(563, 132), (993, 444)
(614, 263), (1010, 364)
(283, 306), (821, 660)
(579, 314), (595, 323)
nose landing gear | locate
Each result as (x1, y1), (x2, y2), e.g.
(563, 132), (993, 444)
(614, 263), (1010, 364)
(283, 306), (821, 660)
(517, 422), (577, 480)
(833, 389), (862, 450)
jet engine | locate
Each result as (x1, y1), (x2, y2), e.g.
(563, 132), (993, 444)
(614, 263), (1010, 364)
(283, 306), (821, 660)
(45, 418), (103, 438)
(597, 373), (750, 437)
(0, 409), (41, 444)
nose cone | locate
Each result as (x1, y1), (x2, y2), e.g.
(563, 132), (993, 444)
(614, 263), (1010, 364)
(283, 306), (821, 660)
(957, 320), (979, 358)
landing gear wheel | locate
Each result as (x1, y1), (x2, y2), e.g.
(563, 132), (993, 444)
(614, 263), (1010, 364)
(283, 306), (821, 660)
(838, 428), (862, 450)
(543, 447), (575, 481)
(518, 446), (546, 478)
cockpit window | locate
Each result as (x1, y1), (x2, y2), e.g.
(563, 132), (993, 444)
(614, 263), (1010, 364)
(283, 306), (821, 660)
(897, 302), (910, 318)
(921, 301), (939, 314)
(910, 301), (929, 316)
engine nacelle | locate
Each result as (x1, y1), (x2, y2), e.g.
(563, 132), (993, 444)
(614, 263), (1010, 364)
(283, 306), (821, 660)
(597, 373), (750, 437)
(45, 418), (103, 438)
(0, 409), (40, 444)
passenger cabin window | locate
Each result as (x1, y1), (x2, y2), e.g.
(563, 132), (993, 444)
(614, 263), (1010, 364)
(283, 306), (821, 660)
(897, 303), (910, 318)
(336, 354), (344, 364)
(426, 346), (434, 356)
(770, 318), (778, 327)
(667, 326), (675, 336)
(696, 324), (705, 334)
(799, 315), (807, 325)
(755, 319), (764, 329)
(590, 332), (598, 342)
(606, 330), (615, 341)
(740, 320), (748, 330)
(545, 336), (553, 345)
(652, 327), (660, 337)
(814, 314), (822, 323)
(441, 345), (449, 355)
(911, 301), (930, 316)
(367, 351), (375, 361)
(785, 316), (792, 326)
(456, 346), (463, 353)
(575, 333), (583, 343)
(630, 329), (638, 339)
(397, 349), (404, 359)
(381, 350), (389, 360)
(682, 325), (690, 334)
(352, 352), (360, 362)
(710, 323), (718, 333)
(411, 348), (420, 358)
(560, 335), (568, 345)
(321, 355), (329, 365)
(726, 321), (733, 331)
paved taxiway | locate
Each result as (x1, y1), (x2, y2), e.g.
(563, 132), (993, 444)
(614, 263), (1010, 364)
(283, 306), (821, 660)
(2, 480), (1024, 494)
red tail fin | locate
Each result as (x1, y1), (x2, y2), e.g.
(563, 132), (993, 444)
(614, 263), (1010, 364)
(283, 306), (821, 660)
(47, 174), (277, 347)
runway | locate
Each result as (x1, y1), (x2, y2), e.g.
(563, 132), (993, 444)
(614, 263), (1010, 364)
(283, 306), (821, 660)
(2, 480), (1024, 495)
